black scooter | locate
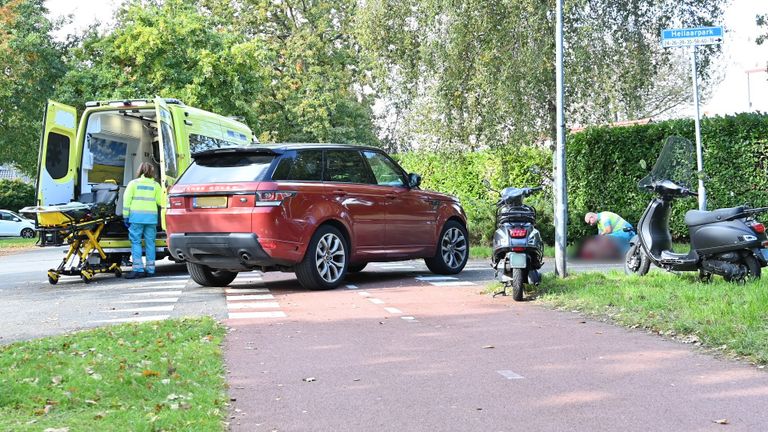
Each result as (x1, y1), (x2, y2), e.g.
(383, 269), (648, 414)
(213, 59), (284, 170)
(625, 137), (768, 281)
(484, 180), (544, 300)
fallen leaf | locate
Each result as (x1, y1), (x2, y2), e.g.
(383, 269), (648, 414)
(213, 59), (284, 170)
(713, 419), (729, 425)
(51, 376), (62, 385)
(143, 369), (161, 378)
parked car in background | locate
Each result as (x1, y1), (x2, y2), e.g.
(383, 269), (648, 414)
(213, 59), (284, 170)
(0, 210), (36, 238)
(166, 144), (469, 290)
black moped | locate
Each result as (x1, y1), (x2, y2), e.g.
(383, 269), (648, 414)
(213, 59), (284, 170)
(484, 180), (544, 300)
(625, 137), (768, 281)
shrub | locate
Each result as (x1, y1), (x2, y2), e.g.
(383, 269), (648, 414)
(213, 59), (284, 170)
(0, 179), (35, 212)
(567, 113), (768, 241)
(397, 146), (553, 245)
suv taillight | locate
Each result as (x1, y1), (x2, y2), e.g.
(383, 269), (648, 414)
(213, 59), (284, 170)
(255, 191), (296, 207)
(750, 222), (765, 234)
(509, 227), (527, 238)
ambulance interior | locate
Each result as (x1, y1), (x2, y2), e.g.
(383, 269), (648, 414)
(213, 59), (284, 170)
(79, 109), (170, 213)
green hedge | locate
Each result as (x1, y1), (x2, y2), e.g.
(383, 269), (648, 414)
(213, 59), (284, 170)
(567, 113), (768, 241)
(397, 147), (553, 245)
(396, 113), (768, 246)
(0, 180), (35, 212)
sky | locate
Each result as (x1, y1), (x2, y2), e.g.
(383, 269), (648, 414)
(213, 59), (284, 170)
(45, 0), (768, 118)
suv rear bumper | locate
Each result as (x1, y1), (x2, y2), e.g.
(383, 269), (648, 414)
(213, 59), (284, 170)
(168, 233), (293, 270)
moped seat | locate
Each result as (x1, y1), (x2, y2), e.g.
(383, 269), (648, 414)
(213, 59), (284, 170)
(684, 206), (744, 227)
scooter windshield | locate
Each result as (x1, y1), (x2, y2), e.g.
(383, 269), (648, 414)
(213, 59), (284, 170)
(638, 136), (697, 190)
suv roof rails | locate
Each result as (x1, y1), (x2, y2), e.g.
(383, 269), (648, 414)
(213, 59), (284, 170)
(84, 98), (185, 108)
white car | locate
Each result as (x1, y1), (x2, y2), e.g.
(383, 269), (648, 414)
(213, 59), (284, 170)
(0, 210), (36, 238)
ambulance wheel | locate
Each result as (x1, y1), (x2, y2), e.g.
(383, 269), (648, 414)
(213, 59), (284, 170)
(81, 270), (93, 284)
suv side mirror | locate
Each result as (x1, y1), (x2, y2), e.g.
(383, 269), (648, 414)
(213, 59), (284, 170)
(408, 173), (421, 189)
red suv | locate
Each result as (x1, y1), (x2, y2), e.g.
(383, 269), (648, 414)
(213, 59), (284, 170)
(166, 144), (468, 290)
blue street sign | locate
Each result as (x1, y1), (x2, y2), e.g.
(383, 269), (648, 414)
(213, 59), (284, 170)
(661, 26), (723, 48)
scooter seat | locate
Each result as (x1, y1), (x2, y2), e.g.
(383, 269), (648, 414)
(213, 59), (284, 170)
(684, 206), (744, 227)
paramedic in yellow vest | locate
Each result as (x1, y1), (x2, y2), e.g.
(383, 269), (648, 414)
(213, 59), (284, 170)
(584, 211), (635, 253)
(123, 162), (164, 279)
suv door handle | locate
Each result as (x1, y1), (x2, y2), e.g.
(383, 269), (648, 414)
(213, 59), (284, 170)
(386, 194), (397, 200)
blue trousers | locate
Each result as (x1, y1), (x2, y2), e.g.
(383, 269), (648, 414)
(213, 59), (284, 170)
(129, 223), (157, 274)
(608, 230), (633, 254)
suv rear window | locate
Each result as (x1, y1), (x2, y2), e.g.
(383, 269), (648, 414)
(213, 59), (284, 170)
(271, 150), (323, 181)
(177, 154), (275, 184)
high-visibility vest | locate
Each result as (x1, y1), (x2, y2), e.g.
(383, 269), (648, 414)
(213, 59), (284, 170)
(597, 211), (632, 235)
(123, 176), (163, 224)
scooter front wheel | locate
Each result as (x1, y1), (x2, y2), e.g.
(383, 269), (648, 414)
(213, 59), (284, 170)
(624, 243), (650, 276)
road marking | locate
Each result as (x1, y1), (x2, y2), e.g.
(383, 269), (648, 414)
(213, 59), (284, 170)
(497, 370), (525, 380)
(93, 315), (170, 323)
(126, 283), (186, 289)
(416, 276), (459, 281)
(369, 298), (384, 305)
(227, 302), (281, 310)
(358, 291), (371, 297)
(345, 284), (359, 290)
(109, 305), (175, 313)
(429, 281), (477, 287)
(384, 307), (402, 314)
(115, 298), (179, 303)
(401, 316), (416, 321)
(225, 288), (270, 294)
(228, 311), (287, 319)
(125, 290), (183, 296)
(226, 294), (274, 301)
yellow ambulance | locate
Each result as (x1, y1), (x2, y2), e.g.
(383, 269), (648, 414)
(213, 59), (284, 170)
(34, 97), (255, 264)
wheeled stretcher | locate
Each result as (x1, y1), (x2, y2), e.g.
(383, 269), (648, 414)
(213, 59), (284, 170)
(21, 182), (123, 284)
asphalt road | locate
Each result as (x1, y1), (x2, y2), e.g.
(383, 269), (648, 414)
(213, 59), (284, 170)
(0, 247), (621, 343)
(5, 248), (767, 430)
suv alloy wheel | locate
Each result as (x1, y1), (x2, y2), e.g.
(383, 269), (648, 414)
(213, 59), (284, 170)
(295, 225), (348, 290)
(425, 220), (469, 274)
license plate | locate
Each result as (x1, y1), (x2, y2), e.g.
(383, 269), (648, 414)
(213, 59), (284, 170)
(193, 196), (227, 209)
(761, 249), (768, 262)
(507, 252), (527, 268)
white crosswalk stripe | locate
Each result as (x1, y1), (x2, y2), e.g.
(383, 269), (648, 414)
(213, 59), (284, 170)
(225, 287), (270, 294)
(225, 287), (287, 320)
(428, 281), (477, 287)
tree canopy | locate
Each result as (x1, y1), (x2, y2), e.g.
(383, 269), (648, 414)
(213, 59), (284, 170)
(0, 0), (67, 175)
(0, 0), (732, 175)
(356, 0), (725, 151)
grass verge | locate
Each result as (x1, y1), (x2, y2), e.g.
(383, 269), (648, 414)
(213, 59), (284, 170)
(0, 237), (36, 250)
(0, 317), (228, 431)
(535, 271), (768, 364)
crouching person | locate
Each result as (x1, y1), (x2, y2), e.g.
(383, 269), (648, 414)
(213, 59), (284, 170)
(123, 162), (163, 279)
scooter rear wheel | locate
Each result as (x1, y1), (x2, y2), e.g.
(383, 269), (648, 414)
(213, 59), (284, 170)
(511, 269), (524, 301)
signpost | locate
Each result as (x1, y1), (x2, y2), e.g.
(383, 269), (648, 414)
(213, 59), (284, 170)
(661, 26), (723, 211)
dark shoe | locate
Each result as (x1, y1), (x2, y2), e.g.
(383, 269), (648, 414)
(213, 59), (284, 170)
(124, 271), (146, 279)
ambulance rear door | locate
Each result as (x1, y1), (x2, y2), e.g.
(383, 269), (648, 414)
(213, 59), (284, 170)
(36, 101), (79, 205)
